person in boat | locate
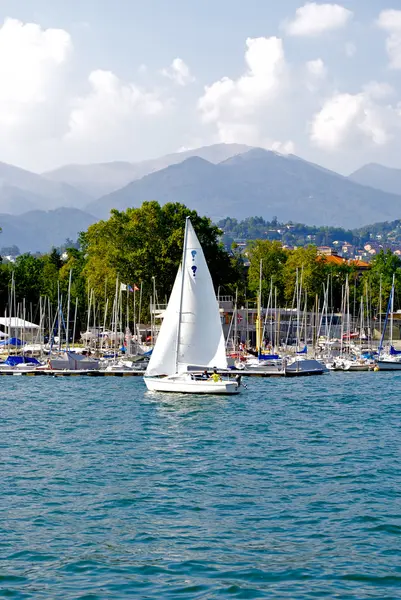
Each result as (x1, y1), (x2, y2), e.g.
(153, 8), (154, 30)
(201, 369), (210, 379)
(211, 367), (222, 382)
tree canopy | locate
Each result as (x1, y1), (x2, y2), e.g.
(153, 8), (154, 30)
(1, 202), (401, 339)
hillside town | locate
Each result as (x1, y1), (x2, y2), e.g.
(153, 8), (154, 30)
(219, 217), (401, 263)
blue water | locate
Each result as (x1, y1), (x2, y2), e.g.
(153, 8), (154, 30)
(1, 374), (401, 599)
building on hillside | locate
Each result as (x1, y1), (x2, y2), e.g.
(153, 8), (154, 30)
(317, 246), (337, 256)
(341, 242), (354, 256)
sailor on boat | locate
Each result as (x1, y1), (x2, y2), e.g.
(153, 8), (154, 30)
(211, 367), (222, 382)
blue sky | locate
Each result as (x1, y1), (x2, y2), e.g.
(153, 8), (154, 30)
(0, 1), (400, 174)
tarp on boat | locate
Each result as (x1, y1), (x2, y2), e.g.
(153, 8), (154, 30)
(0, 337), (25, 347)
(49, 352), (99, 371)
(390, 345), (401, 356)
(4, 356), (40, 366)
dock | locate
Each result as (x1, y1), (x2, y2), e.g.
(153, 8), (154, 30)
(0, 369), (287, 377)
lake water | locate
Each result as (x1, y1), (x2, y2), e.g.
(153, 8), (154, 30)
(1, 373), (401, 599)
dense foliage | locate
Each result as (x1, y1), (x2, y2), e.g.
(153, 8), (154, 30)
(218, 216), (401, 248)
(0, 203), (400, 339)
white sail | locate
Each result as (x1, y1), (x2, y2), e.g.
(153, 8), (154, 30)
(146, 267), (182, 377)
(145, 219), (227, 376)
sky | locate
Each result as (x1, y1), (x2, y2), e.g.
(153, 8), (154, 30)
(0, 0), (401, 175)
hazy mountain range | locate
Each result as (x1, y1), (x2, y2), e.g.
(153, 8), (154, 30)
(43, 144), (253, 197)
(348, 163), (401, 197)
(0, 209), (97, 254)
(90, 150), (401, 227)
(0, 144), (400, 252)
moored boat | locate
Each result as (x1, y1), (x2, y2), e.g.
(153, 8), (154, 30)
(284, 356), (328, 376)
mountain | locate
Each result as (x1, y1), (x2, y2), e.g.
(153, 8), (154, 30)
(88, 149), (401, 228)
(0, 162), (91, 215)
(349, 163), (401, 196)
(0, 208), (97, 253)
(42, 144), (253, 197)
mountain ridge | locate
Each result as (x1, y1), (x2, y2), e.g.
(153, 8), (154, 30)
(88, 149), (401, 228)
(0, 161), (91, 214)
(0, 208), (97, 253)
(349, 163), (401, 196)
(42, 143), (253, 197)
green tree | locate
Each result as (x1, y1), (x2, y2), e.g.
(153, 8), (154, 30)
(81, 201), (240, 316)
(362, 250), (401, 311)
(283, 246), (327, 306)
(247, 240), (287, 303)
(12, 254), (44, 307)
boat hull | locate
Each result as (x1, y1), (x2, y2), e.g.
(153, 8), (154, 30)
(376, 360), (401, 371)
(284, 358), (328, 377)
(144, 376), (239, 395)
(344, 363), (375, 372)
(285, 368), (325, 377)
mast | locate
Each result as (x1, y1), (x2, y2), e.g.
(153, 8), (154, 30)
(379, 275), (393, 353)
(390, 273), (395, 346)
(256, 259), (262, 356)
(66, 269), (72, 351)
(340, 284), (344, 358)
(175, 217), (190, 373)
(234, 288), (238, 353)
(138, 282), (143, 348)
(296, 268), (300, 350)
(57, 282), (61, 352)
(379, 273), (382, 348)
(133, 285), (137, 355)
(72, 299), (78, 349)
(274, 286), (278, 351)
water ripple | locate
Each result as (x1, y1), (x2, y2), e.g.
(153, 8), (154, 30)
(0, 375), (401, 598)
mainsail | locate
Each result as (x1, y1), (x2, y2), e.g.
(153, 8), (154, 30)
(146, 218), (227, 376)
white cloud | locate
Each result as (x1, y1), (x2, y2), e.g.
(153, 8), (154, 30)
(0, 17), (71, 135)
(310, 89), (399, 151)
(306, 59), (327, 79)
(305, 59), (327, 93)
(0, 16), (175, 169)
(270, 140), (295, 155)
(161, 58), (195, 86)
(362, 81), (394, 100)
(64, 69), (170, 161)
(285, 2), (352, 37)
(198, 36), (292, 150)
(377, 10), (401, 70)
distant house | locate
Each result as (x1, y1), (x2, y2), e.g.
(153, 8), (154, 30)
(341, 242), (354, 255)
(317, 246), (337, 256)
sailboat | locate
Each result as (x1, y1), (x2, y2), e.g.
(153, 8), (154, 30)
(376, 274), (401, 370)
(144, 217), (239, 394)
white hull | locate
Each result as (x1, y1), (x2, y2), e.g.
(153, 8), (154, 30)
(344, 363), (375, 372)
(236, 358), (283, 372)
(144, 375), (239, 395)
(376, 360), (401, 371)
